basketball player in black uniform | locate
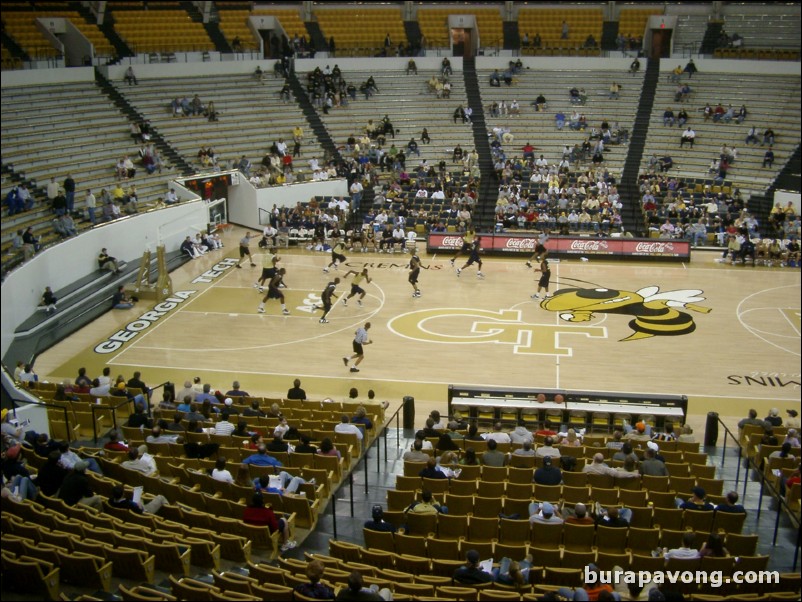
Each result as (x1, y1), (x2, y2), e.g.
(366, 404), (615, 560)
(257, 268), (290, 314)
(342, 268), (371, 306)
(456, 236), (484, 278)
(315, 277), (340, 323)
(408, 254), (422, 297)
(449, 227), (475, 267)
(324, 234), (347, 272)
(525, 242), (548, 269)
(255, 247), (280, 292)
(532, 258), (551, 299)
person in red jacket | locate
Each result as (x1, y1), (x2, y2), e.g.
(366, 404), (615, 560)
(243, 492), (296, 551)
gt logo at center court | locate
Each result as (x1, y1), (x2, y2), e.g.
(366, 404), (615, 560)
(387, 308), (606, 356)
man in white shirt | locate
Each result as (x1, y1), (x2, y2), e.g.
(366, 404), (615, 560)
(536, 436), (562, 458)
(350, 180), (364, 206)
(214, 411), (236, 436)
(392, 226), (406, 250)
(46, 176), (59, 203)
(165, 188), (179, 205)
(335, 414), (363, 441)
(431, 189), (446, 200)
(415, 188), (429, 199)
(485, 422), (512, 444)
(664, 531), (701, 560)
(308, 157), (320, 171)
(680, 127), (696, 148)
(275, 138), (288, 156)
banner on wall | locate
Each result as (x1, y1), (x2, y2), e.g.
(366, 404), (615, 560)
(427, 233), (690, 260)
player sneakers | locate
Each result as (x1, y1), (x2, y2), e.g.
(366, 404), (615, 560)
(250, 262), (256, 267)
(526, 261), (532, 268)
(319, 318), (329, 323)
(357, 300), (362, 306)
(258, 287), (264, 293)
(282, 309), (290, 315)
(350, 367), (360, 373)
(413, 291), (421, 297)
(477, 271), (484, 278)
(342, 298), (347, 306)
(257, 305), (265, 313)
(253, 283), (259, 288)
(323, 267), (329, 273)
(456, 268), (461, 277)
(342, 357), (349, 367)
(531, 293), (540, 299)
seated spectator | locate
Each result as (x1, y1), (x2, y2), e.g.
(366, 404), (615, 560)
(534, 455), (562, 485)
(763, 148), (775, 168)
(528, 501), (564, 524)
(453, 549), (494, 585)
(676, 486), (714, 510)
(406, 489), (447, 514)
(715, 491), (746, 516)
(536, 436), (561, 458)
(364, 504), (396, 533)
(109, 483), (167, 515)
(664, 531), (701, 560)
(419, 456), (447, 479)
(122, 445), (157, 476)
(293, 560), (334, 600)
(663, 108), (675, 127)
(481, 439), (508, 467)
(564, 503), (594, 525)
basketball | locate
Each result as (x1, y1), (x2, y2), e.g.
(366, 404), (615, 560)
(555, 394), (565, 404)
(537, 393), (546, 403)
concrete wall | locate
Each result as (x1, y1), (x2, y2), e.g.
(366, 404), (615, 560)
(658, 58), (801, 75)
(0, 201), (209, 360)
(0, 65), (94, 88)
(228, 176), (349, 231)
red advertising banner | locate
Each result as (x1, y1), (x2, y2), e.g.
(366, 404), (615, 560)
(427, 233), (690, 259)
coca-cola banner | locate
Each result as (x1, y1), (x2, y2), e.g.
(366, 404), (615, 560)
(427, 234), (690, 260)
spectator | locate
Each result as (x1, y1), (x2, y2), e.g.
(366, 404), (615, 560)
(453, 549), (494, 585)
(123, 66), (138, 85)
(715, 491), (746, 514)
(680, 126), (696, 148)
(534, 455), (562, 485)
(528, 501), (564, 525)
(664, 531), (700, 560)
(763, 147), (774, 168)
(293, 560), (334, 599)
(676, 486), (714, 510)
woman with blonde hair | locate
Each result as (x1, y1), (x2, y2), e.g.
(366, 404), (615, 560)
(560, 428), (582, 447)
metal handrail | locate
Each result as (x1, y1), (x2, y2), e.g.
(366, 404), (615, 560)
(329, 400), (404, 538)
(714, 415), (800, 570)
(10, 396), (74, 443)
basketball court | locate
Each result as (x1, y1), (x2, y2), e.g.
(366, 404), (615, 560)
(34, 228), (801, 431)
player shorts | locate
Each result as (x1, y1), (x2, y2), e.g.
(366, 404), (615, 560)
(261, 268), (276, 281)
(352, 341), (364, 355)
(267, 286), (282, 300)
(538, 273), (551, 288)
(332, 252), (346, 264)
(350, 284), (364, 296)
(409, 268), (420, 284)
(459, 242), (471, 253)
(239, 246), (250, 258)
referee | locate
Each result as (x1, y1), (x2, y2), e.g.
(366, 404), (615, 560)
(343, 322), (372, 373)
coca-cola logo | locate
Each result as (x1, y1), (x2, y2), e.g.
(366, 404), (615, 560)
(440, 237), (463, 246)
(634, 242), (674, 253)
(570, 240), (609, 251)
(504, 238), (536, 249)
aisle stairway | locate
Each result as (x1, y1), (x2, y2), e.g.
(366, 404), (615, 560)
(286, 70), (340, 165)
(462, 57), (498, 231)
(619, 58), (660, 236)
(94, 69), (193, 176)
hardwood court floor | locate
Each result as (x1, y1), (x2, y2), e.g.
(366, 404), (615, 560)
(35, 228), (800, 430)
